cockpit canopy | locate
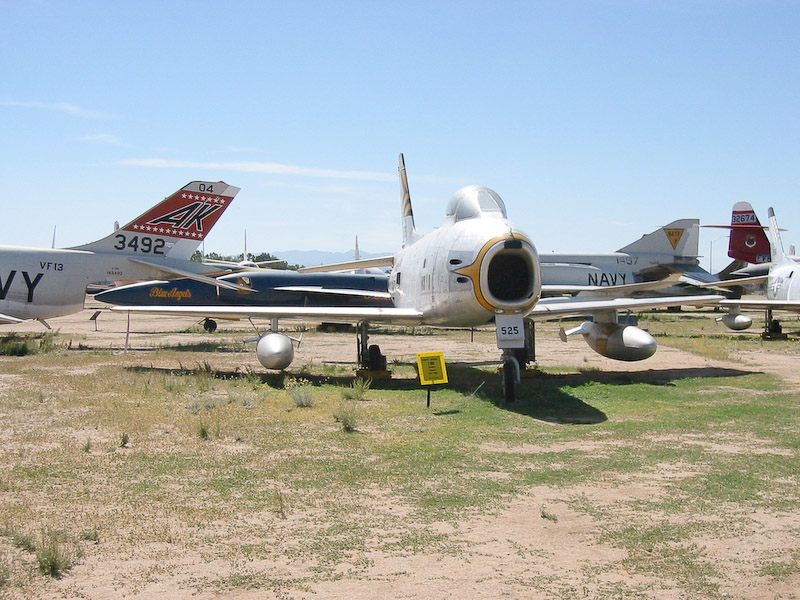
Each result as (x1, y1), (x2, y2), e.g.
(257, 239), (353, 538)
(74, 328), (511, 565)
(445, 185), (508, 222)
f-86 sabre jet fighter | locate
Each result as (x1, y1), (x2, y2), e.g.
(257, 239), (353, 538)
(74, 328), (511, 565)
(0, 181), (238, 326)
(110, 156), (722, 402)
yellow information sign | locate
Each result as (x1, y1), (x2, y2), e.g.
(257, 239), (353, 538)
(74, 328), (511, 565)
(416, 352), (448, 386)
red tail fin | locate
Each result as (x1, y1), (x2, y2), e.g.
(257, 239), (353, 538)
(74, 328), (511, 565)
(122, 181), (237, 241)
(70, 181), (239, 260)
(728, 202), (771, 264)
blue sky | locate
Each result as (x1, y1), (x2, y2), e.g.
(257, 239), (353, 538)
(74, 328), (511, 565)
(2, 0), (798, 272)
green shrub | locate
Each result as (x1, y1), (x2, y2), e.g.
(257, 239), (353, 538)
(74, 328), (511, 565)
(340, 377), (372, 401)
(0, 332), (59, 356)
(333, 403), (359, 432)
(285, 378), (313, 407)
(35, 529), (77, 578)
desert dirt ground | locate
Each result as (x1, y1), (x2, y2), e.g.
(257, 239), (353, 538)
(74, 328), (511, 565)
(1, 301), (799, 599)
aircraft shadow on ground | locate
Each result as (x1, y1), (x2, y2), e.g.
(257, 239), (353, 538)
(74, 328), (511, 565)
(116, 341), (247, 353)
(500, 364), (755, 424)
(125, 361), (756, 427)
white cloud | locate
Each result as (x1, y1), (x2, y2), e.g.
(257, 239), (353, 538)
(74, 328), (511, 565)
(1, 101), (114, 119)
(119, 158), (395, 182)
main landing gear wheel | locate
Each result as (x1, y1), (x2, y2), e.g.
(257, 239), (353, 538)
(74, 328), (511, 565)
(203, 318), (217, 333)
(503, 357), (517, 403)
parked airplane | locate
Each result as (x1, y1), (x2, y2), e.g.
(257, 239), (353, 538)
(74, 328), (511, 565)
(96, 270), (392, 333)
(109, 155), (722, 402)
(0, 181), (239, 326)
(698, 202), (794, 331)
(718, 207), (800, 333)
(538, 218), (711, 293)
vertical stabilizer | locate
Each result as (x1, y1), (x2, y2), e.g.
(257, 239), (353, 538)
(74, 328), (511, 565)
(727, 202), (771, 264)
(617, 219), (700, 259)
(768, 207), (793, 266)
(399, 153), (421, 248)
(70, 181), (239, 260)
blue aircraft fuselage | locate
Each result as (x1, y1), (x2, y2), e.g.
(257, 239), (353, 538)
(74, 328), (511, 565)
(95, 270), (392, 308)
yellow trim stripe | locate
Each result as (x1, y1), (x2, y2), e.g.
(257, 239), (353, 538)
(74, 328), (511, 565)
(454, 233), (537, 313)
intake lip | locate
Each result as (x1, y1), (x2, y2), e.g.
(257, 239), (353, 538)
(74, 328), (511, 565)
(455, 232), (541, 314)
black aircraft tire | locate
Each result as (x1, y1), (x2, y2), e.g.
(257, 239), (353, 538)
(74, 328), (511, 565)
(503, 361), (516, 403)
(203, 318), (218, 333)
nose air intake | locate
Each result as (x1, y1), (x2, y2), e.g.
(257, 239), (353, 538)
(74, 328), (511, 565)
(488, 252), (532, 301)
(478, 235), (540, 312)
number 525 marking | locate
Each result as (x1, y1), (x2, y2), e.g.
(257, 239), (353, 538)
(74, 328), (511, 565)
(499, 325), (520, 336)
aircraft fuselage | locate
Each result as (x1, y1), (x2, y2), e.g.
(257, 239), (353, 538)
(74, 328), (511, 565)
(0, 244), (220, 321)
(539, 252), (698, 287)
(768, 262), (800, 302)
(97, 270), (392, 309)
(390, 216), (540, 326)
(0, 246), (97, 320)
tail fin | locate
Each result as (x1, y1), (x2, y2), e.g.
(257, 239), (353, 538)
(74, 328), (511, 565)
(70, 181), (239, 260)
(398, 153), (421, 248)
(727, 202), (771, 264)
(767, 207), (793, 266)
(617, 219), (700, 259)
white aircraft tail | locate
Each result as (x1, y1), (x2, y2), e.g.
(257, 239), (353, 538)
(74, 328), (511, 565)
(617, 219), (699, 259)
(70, 181), (239, 260)
(399, 153), (421, 248)
(767, 207), (793, 266)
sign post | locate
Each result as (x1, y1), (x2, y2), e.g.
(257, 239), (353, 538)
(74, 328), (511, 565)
(416, 351), (448, 408)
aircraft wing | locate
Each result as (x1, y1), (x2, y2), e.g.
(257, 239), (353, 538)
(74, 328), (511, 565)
(126, 258), (255, 293)
(0, 313), (24, 325)
(297, 256), (394, 273)
(274, 286), (392, 299)
(680, 275), (769, 289)
(719, 299), (800, 312)
(529, 294), (724, 320)
(203, 259), (286, 268)
(110, 304), (423, 324)
(541, 273), (685, 296)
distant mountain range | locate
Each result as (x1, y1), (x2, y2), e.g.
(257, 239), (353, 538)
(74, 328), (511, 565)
(272, 249), (391, 268)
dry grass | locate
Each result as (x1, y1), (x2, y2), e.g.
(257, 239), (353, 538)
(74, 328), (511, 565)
(0, 312), (798, 598)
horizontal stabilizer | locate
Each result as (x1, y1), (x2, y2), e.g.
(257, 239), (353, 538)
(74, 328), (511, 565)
(203, 259), (286, 269)
(126, 258), (256, 293)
